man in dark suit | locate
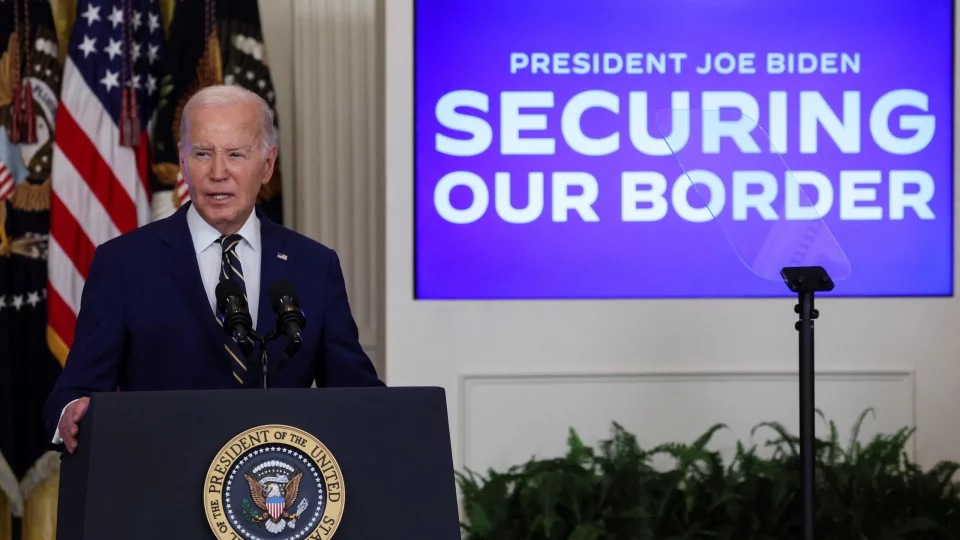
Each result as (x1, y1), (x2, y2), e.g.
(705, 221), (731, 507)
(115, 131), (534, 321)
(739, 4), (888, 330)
(44, 85), (383, 453)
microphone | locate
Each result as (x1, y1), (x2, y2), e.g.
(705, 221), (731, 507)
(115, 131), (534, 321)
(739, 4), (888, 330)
(216, 280), (254, 354)
(269, 279), (306, 355)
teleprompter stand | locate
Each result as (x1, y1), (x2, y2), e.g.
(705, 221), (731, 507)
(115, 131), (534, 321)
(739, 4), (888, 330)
(781, 265), (835, 540)
(653, 106), (850, 540)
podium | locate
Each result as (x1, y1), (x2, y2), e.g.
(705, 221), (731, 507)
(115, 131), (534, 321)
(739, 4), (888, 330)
(56, 386), (461, 539)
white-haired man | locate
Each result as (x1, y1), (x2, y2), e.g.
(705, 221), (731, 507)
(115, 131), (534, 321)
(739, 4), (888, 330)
(45, 85), (383, 453)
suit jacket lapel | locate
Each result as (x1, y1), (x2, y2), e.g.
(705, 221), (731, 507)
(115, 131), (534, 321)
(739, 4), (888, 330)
(256, 207), (291, 339)
(157, 202), (238, 374)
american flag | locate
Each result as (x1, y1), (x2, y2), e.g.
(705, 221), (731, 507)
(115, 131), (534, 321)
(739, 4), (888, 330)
(47, 0), (165, 362)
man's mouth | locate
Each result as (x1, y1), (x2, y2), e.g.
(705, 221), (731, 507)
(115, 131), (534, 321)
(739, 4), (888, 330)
(209, 193), (232, 201)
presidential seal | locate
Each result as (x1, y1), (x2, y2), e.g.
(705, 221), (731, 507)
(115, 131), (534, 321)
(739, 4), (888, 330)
(204, 425), (344, 539)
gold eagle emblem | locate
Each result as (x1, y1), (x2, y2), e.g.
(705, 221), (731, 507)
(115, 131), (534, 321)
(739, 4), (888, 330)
(243, 470), (306, 527)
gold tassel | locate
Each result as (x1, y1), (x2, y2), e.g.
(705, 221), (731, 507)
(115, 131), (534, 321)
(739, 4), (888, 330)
(22, 472), (59, 540)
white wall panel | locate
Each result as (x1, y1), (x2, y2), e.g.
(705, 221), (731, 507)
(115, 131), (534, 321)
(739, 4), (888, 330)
(462, 369), (916, 473)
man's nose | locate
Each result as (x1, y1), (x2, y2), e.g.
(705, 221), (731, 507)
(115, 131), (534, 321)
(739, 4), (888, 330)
(211, 152), (229, 179)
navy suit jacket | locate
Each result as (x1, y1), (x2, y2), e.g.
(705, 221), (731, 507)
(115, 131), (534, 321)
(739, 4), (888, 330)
(43, 202), (383, 438)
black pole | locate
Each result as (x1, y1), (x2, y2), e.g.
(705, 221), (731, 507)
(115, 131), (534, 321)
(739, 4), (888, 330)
(781, 265), (834, 540)
(255, 329), (290, 389)
(796, 290), (817, 540)
(256, 330), (276, 389)
(261, 341), (270, 389)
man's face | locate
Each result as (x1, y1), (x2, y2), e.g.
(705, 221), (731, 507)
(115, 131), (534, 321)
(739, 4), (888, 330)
(180, 102), (276, 234)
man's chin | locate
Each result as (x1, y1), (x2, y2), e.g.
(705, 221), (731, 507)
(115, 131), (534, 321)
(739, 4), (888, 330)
(197, 203), (239, 225)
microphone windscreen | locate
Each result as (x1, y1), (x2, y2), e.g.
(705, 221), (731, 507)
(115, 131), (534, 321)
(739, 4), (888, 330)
(269, 279), (297, 308)
(216, 279), (245, 305)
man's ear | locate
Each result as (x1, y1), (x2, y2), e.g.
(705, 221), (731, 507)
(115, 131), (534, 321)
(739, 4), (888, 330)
(262, 146), (277, 186)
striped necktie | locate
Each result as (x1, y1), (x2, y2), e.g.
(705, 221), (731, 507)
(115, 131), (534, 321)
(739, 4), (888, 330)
(217, 234), (249, 384)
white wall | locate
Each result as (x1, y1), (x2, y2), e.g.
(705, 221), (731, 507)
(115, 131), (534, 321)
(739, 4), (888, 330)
(384, 0), (960, 479)
(260, 0), (383, 373)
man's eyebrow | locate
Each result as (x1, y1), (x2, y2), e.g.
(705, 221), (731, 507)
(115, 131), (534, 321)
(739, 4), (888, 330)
(190, 145), (252, 152)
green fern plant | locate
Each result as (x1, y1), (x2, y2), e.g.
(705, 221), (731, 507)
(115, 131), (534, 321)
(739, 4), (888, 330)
(457, 409), (960, 540)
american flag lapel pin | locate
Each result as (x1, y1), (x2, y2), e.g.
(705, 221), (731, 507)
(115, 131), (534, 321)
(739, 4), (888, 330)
(277, 253), (288, 261)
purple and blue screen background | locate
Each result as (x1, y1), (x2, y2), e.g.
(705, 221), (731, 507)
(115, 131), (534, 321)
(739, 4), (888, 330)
(414, 0), (953, 299)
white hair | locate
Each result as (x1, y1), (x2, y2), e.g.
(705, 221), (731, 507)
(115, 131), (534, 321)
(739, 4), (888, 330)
(179, 84), (277, 153)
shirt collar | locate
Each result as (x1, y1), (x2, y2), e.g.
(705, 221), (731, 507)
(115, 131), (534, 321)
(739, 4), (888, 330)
(186, 203), (261, 255)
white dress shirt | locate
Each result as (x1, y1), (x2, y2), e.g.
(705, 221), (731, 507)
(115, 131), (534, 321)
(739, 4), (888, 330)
(187, 204), (262, 328)
(53, 206), (262, 443)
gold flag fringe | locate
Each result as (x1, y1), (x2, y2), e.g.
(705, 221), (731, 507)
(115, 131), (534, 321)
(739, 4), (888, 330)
(19, 452), (59, 505)
(21, 471), (58, 540)
(9, 178), (51, 212)
(0, 179), (50, 257)
(0, 454), (22, 517)
(0, 492), (10, 540)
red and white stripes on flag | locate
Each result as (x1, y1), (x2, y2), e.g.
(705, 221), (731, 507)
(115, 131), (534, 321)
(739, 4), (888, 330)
(267, 499), (284, 520)
(175, 172), (190, 206)
(0, 161), (13, 202)
(47, 61), (151, 361)
(47, 0), (165, 364)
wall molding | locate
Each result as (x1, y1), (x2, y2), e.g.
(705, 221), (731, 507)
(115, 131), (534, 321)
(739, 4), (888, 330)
(459, 367), (917, 469)
(461, 367), (917, 382)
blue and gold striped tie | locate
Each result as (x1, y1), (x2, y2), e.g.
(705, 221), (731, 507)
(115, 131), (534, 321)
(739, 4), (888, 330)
(217, 234), (249, 384)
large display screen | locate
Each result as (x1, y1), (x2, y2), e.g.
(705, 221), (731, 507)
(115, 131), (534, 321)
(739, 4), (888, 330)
(414, 0), (953, 299)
